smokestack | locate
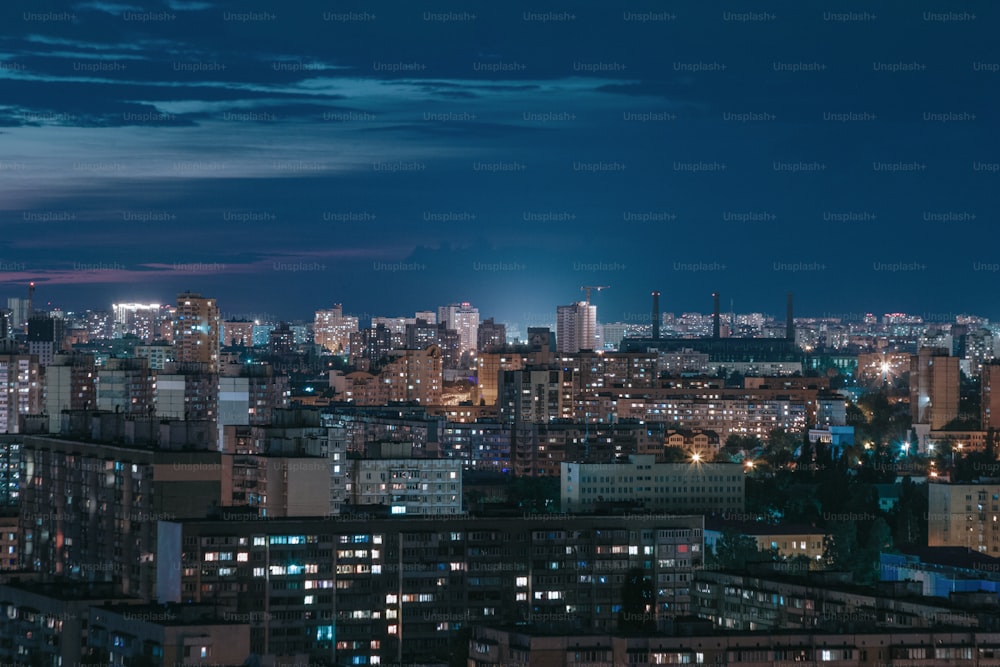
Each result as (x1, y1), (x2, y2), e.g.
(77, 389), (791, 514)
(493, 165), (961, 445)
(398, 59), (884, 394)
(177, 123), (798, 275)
(651, 291), (660, 340)
(786, 292), (795, 341)
(712, 292), (721, 339)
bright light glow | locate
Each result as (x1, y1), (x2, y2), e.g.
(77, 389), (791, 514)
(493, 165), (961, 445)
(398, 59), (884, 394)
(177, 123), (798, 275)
(691, 453), (702, 463)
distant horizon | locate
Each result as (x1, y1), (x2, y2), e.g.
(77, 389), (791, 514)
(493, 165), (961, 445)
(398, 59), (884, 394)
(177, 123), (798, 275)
(3, 285), (994, 330)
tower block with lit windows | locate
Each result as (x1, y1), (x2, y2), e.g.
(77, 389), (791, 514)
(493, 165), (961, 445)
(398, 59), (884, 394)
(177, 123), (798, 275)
(173, 292), (221, 373)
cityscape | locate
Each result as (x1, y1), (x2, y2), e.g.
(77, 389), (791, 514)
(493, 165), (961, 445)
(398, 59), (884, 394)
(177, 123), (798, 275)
(1, 289), (1000, 666)
(2, 1), (999, 666)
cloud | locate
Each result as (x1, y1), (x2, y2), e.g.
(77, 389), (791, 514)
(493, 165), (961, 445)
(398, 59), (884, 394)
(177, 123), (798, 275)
(73, 1), (144, 14)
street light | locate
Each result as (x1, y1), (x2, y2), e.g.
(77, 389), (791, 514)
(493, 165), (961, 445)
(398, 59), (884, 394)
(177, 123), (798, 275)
(691, 452), (702, 463)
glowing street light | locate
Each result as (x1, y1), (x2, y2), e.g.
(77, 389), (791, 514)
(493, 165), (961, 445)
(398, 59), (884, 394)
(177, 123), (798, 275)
(691, 452), (702, 463)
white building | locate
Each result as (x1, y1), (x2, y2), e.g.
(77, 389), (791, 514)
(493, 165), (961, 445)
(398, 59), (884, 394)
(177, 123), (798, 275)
(556, 302), (597, 354)
(345, 458), (463, 515)
(560, 455), (745, 514)
(314, 305), (359, 354)
(438, 302), (479, 362)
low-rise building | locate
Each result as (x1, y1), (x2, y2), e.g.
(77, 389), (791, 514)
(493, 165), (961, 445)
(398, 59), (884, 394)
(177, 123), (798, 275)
(469, 626), (1000, 667)
(561, 455), (745, 514)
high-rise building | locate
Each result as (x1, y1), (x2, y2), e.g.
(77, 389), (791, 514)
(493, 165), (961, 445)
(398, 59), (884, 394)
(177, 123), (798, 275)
(43, 353), (97, 432)
(910, 347), (960, 429)
(477, 317), (506, 353)
(26, 316), (64, 366)
(414, 310), (437, 325)
(438, 302), (479, 363)
(404, 318), (438, 350)
(111, 303), (162, 342)
(556, 301), (597, 354)
(928, 482), (1000, 554)
(314, 305), (359, 354)
(0, 354), (42, 433)
(172, 292), (220, 373)
(96, 357), (154, 415)
(267, 322), (296, 355)
(220, 319), (254, 347)
(983, 362), (1000, 431)
(6, 298), (30, 333)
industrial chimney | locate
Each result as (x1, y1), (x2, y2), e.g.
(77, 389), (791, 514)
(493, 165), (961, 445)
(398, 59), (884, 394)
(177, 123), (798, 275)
(651, 291), (660, 340)
(786, 292), (795, 341)
(712, 292), (721, 339)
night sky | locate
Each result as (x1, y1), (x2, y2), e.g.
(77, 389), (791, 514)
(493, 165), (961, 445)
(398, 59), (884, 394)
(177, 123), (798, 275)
(1, 0), (997, 328)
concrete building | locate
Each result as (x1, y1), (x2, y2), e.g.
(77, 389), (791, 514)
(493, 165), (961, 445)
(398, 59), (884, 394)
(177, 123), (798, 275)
(381, 345), (443, 405)
(112, 302), (163, 342)
(403, 317), (439, 351)
(89, 604), (251, 667)
(218, 368), (289, 425)
(911, 347), (960, 430)
(928, 482), (1000, 554)
(154, 369), (218, 422)
(26, 315), (63, 366)
(349, 323), (395, 369)
(0, 510), (17, 570)
(438, 302), (479, 364)
(0, 354), (42, 434)
(172, 292), (220, 373)
(0, 436), (21, 507)
(346, 456), (462, 515)
(498, 367), (571, 424)
(477, 318), (506, 353)
(221, 318), (255, 347)
(343, 346), (443, 405)
(19, 432), (231, 599)
(134, 342), (172, 370)
(984, 362), (1000, 431)
(557, 301), (597, 354)
(658, 347), (711, 375)
(470, 626), (1000, 667)
(96, 357), (154, 416)
(6, 297), (30, 333)
(561, 455), (745, 514)
(474, 352), (524, 406)
(0, 580), (140, 667)
(693, 569), (984, 632)
(43, 353), (97, 432)
(156, 514), (705, 663)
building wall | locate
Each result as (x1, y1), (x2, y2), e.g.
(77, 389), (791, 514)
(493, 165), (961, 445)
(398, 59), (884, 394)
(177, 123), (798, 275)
(928, 483), (1000, 554)
(158, 514), (704, 662)
(173, 293), (221, 373)
(0, 355), (42, 434)
(911, 348), (960, 429)
(561, 457), (745, 514)
(984, 363), (1000, 430)
(692, 570), (979, 633)
(348, 458), (462, 515)
(0, 514), (17, 570)
(470, 626), (1000, 667)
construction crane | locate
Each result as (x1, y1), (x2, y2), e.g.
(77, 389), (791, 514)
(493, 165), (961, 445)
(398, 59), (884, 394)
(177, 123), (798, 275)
(580, 285), (610, 304)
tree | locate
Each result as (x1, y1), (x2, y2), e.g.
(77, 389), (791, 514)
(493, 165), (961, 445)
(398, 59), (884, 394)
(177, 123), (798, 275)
(709, 528), (776, 571)
(824, 517), (892, 585)
(661, 446), (689, 463)
(888, 477), (928, 548)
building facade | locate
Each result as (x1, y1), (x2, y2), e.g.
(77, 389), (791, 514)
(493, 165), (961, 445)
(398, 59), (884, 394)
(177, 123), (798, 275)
(560, 456), (745, 514)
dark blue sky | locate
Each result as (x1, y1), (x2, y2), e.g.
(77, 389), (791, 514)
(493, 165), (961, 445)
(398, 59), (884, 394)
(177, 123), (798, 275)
(1, 0), (997, 327)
